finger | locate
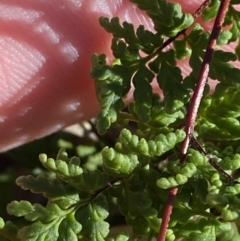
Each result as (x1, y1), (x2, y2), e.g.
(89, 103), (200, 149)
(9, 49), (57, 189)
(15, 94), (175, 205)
(0, 0), (155, 151)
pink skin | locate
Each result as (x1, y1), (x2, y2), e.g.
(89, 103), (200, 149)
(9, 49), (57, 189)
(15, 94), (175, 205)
(0, 0), (238, 152)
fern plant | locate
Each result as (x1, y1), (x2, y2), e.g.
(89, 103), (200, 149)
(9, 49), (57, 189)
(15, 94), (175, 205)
(1, 0), (240, 240)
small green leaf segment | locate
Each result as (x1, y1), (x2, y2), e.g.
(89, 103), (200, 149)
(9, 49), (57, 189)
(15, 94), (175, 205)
(2, 0), (240, 240)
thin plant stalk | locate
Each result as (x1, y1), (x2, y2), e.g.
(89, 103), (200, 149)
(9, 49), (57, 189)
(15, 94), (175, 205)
(157, 0), (231, 240)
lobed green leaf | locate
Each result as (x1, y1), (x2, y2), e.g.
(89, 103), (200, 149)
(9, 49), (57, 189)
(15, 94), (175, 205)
(76, 195), (109, 241)
(0, 219), (20, 241)
(16, 175), (79, 209)
(91, 54), (132, 134)
(110, 175), (161, 235)
(130, 0), (194, 37)
(117, 128), (185, 157)
(101, 147), (139, 177)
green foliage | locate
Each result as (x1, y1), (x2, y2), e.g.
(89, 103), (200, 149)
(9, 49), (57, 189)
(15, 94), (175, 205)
(198, 83), (240, 140)
(2, 1), (240, 241)
(110, 174), (161, 236)
(76, 195), (109, 241)
(129, 0), (194, 37)
(0, 218), (19, 241)
(7, 201), (82, 241)
(224, 3), (240, 44)
(107, 232), (129, 241)
(0, 149), (111, 241)
(202, 0), (220, 22)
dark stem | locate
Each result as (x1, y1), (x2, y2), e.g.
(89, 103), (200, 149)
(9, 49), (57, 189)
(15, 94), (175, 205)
(91, 178), (122, 198)
(159, 0), (211, 51)
(144, 0), (211, 64)
(75, 178), (122, 211)
(191, 136), (239, 185)
(157, 1), (231, 240)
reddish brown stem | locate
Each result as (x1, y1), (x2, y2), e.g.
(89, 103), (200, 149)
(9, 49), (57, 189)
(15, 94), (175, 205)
(157, 0), (231, 240)
(157, 187), (178, 240)
(182, 0), (230, 157)
(193, 0), (212, 19)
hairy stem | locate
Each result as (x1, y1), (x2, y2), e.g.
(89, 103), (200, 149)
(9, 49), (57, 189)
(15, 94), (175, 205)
(157, 0), (231, 240)
(157, 187), (178, 241)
